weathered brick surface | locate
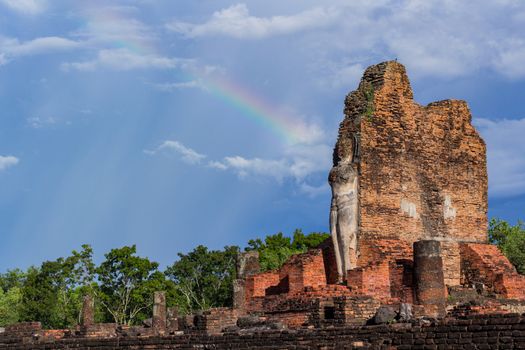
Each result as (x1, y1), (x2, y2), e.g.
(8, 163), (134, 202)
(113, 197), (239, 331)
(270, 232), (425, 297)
(460, 243), (525, 300)
(277, 249), (327, 294)
(319, 238), (340, 284)
(413, 241), (446, 318)
(245, 271), (280, 298)
(75, 323), (118, 338)
(236, 251), (260, 278)
(334, 61), (487, 245)
(441, 241), (461, 286)
(151, 292), (167, 334)
(80, 295), (94, 326)
(193, 308), (240, 334)
(245, 249), (328, 311)
(448, 298), (525, 318)
(347, 261), (391, 301)
(358, 239), (413, 267)
(389, 259), (415, 304)
(2, 314), (525, 349)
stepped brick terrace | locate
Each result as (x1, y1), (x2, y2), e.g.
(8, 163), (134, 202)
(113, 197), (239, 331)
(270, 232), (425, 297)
(2, 61), (525, 349)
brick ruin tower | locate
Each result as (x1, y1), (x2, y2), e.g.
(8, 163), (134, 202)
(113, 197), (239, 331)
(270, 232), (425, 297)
(233, 61), (525, 326)
(329, 61), (488, 284)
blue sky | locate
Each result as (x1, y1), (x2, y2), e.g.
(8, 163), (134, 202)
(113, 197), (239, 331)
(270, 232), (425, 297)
(1, 0), (525, 270)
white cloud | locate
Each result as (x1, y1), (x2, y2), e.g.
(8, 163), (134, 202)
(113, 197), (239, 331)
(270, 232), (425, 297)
(168, 1), (503, 78)
(148, 137), (331, 196)
(152, 80), (204, 92)
(327, 63), (364, 89)
(299, 182), (330, 198)
(146, 140), (206, 165)
(72, 6), (155, 45)
(61, 48), (190, 71)
(0, 36), (82, 66)
(492, 40), (525, 78)
(6, 37), (79, 56)
(0, 0), (46, 15)
(209, 156), (290, 181)
(27, 116), (58, 128)
(56, 6), (179, 73)
(291, 143), (331, 177)
(0, 36), (80, 65)
(289, 121), (326, 145)
(281, 1), (525, 80)
(0, 155), (19, 171)
(208, 143), (331, 183)
(474, 117), (525, 197)
(167, 4), (339, 39)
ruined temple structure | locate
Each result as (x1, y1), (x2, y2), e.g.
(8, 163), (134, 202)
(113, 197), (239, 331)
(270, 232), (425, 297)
(232, 61), (525, 327)
(3, 61), (525, 349)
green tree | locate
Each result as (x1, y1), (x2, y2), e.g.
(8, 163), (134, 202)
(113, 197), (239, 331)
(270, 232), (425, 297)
(0, 286), (22, 326)
(291, 229), (331, 250)
(0, 269), (26, 292)
(52, 245), (97, 326)
(96, 245), (160, 325)
(489, 218), (525, 274)
(19, 245), (96, 329)
(165, 245), (239, 313)
(20, 264), (62, 328)
(0, 269), (25, 326)
(246, 229), (330, 271)
(125, 270), (178, 323)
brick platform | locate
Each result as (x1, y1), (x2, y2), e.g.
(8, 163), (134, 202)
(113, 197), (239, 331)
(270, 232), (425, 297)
(2, 314), (525, 350)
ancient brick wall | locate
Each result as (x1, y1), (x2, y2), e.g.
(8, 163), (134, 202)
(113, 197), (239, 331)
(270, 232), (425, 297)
(460, 243), (525, 300)
(278, 249), (327, 294)
(389, 260), (415, 304)
(245, 271), (280, 298)
(333, 61), (487, 245)
(357, 238), (461, 291)
(339, 296), (381, 324)
(245, 249), (327, 304)
(358, 239), (412, 266)
(320, 238), (340, 284)
(193, 308), (240, 335)
(441, 242), (461, 286)
(2, 314), (525, 349)
(347, 261), (391, 301)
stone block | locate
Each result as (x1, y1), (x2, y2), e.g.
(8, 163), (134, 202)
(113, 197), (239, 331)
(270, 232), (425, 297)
(152, 291), (166, 333)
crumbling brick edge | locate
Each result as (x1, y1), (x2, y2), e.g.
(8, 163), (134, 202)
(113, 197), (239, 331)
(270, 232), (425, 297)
(1, 313), (524, 349)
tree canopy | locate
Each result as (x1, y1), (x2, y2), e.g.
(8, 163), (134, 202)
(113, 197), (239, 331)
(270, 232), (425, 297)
(246, 229), (329, 271)
(0, 229), (328, 328)
(165, 245), (238, 313)
(488, 218), (525, 274)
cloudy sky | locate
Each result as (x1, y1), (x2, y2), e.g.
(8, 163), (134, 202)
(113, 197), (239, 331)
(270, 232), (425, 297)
(1, 0), (525, 270)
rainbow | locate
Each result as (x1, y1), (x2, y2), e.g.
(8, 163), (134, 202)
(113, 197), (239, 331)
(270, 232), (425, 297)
(75, 4), (310, 144)
(192, 74), (310, 144)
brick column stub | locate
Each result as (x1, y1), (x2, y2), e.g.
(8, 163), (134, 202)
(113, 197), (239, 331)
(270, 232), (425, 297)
(234, 251), (259, 311)
(233, 279), (246, 310)
(413, 240), (446, 318)
(236, 251), (260, 279)
(152, 291), (167, 333)
(81, 295), (95, 326)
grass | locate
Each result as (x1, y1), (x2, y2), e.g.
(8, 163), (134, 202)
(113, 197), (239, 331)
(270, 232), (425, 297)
(363, 83), (375, 121)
